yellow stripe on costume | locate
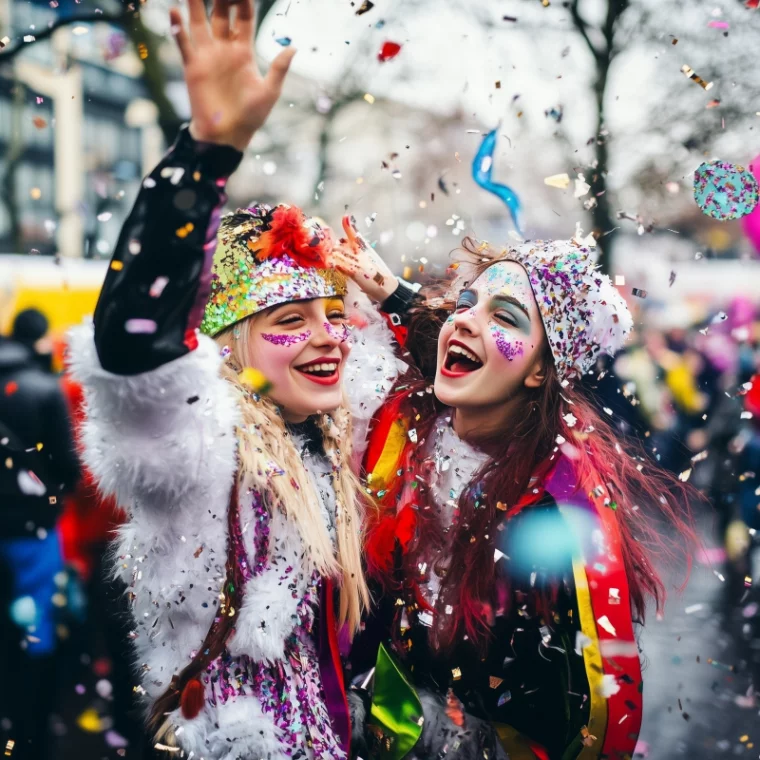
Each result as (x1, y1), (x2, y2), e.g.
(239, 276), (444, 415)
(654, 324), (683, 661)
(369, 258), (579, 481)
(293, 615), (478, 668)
(368, 419), (408, 492)
(493, 723), (545, 760)
(571, 558), (608, 759)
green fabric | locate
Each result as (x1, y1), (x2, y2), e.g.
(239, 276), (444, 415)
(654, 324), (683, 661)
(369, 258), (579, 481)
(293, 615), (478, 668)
(368, 643), (424, 759)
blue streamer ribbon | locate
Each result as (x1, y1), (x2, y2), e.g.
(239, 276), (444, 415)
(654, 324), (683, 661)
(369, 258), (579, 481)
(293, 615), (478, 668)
(472, 126), (523, 235)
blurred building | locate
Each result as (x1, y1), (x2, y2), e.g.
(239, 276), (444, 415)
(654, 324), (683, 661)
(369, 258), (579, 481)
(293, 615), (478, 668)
(0, 1), (159, 259)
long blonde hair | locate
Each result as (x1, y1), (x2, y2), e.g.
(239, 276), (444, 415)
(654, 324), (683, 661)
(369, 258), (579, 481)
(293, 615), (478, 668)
(214, 320), (369, 632)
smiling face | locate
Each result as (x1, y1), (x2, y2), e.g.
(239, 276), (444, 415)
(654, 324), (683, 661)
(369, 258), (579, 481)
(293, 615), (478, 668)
(243, 297), (350, 421)
(434, 260), (548, 413)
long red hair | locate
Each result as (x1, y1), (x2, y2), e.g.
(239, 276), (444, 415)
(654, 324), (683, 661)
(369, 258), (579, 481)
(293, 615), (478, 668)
(372, 241), (699, 651)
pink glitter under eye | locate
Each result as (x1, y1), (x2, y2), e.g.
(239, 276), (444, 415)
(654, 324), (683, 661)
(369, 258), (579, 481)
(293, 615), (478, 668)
(490, 324), (524, 362)
(261, 330), (312, 347)
(323, 322), (349, 343)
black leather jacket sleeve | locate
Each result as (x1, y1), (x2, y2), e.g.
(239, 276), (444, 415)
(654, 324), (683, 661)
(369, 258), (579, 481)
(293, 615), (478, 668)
(93, 126), (243, 376)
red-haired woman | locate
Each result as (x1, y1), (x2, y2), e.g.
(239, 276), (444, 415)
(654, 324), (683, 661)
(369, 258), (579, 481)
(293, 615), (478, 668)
(335, 234), (697, 760)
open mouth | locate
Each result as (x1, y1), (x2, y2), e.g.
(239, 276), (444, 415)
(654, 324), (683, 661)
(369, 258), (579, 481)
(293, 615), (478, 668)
(295, 358), (341, 386)
(443, 342), (484, 375)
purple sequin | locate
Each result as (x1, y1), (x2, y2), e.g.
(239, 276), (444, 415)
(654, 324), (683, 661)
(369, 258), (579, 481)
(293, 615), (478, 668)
(250, 490), (270, 578)
(204, 572), (340, 757)
(490, 324), (524, 361)
(201, 491), (343, 758)
(323, 322), (349, 343)
(261, 330), (312, 347)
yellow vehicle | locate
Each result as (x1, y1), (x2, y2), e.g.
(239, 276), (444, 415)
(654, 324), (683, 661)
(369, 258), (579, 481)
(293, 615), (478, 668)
(0, 255), (107, 369)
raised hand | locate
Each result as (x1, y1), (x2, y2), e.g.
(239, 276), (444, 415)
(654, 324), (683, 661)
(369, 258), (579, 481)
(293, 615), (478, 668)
(169, 0), (295, 152)
(330, 215), (399, 302)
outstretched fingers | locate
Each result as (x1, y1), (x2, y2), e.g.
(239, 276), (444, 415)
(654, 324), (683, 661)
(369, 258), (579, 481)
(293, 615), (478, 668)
(234, 0), (255, 43)
(264, 47), (297, 95)
(186, 0), (210, 43)
(169, 7), (192, 63)
(210, 0), (231, 39)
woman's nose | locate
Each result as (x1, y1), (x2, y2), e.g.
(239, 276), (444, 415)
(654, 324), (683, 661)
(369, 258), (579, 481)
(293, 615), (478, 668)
(452, 306), (480, 335)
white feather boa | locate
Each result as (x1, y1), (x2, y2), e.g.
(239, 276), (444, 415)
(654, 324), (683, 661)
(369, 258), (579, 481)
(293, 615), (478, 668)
(67, 304), (401, 757)
(343, 285), (407, 462)
(67, 326), (318, 757)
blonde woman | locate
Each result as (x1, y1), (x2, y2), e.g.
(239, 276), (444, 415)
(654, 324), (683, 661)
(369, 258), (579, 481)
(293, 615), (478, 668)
(67, 0), (398, 756)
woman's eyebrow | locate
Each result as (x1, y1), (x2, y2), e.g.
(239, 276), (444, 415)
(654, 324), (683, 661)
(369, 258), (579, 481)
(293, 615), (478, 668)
(491, 293), (530, 320)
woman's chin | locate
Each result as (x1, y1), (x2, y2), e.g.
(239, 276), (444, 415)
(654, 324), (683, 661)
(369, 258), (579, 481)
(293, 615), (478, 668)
(434, 372), (468, 407)
(273, 387), (344, 420)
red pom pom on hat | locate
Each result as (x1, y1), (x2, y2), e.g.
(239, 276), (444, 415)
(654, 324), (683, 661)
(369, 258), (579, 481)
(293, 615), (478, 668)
(252, 205), (332, 269)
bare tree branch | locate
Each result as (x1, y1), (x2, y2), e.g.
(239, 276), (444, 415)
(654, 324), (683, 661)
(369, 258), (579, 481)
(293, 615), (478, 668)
(568, 0), (602, 62)
(0, 11), (124, 62)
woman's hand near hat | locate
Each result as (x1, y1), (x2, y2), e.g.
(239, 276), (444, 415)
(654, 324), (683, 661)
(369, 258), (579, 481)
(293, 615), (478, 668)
(331, 215), (399, 303)
(169, 0), (295, 153)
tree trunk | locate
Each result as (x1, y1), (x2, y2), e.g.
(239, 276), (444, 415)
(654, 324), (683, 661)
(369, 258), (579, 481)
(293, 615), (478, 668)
(591, 63), (615, 274)
(313, 107), (340, 206)
(123, 12), (184, 146)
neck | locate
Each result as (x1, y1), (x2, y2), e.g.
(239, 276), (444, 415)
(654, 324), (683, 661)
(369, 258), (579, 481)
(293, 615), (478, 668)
(282, 411), (309, 423)
(451, 397), (520, 442)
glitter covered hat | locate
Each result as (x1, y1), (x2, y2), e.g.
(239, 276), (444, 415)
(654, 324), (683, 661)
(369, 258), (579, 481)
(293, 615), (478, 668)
(451, 239), (633, 382)
(200, 204), (347, 337)
(503, 240), (633, 381)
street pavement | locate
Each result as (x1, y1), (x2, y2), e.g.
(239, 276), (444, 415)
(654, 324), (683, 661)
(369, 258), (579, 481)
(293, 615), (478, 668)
(639, 546), (759, 759)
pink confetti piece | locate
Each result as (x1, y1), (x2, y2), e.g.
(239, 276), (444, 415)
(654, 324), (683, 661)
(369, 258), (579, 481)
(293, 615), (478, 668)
(124, 318), (157, 334)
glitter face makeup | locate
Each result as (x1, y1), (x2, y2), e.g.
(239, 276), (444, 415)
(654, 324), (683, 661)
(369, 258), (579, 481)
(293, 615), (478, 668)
(489, 324), (524, 362)
(434, 260), (546, 415)
(261, 330), (312, 347)
(246, 298), (351, 422)
(323, 322), (349, 343)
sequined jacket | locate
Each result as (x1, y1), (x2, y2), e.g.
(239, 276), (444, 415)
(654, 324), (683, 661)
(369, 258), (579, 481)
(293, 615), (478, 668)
(68, 128), (402, 760)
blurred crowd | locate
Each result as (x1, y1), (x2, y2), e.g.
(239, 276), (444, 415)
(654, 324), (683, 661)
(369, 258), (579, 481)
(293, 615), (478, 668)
(1, 292), (760, 758)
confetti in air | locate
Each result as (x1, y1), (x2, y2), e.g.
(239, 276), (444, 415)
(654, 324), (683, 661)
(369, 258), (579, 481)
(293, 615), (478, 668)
(693, 160), (759, 220)
(681, 65), (713, 91)
(377, 41), (402, 62)
(472, 126), (523, 234)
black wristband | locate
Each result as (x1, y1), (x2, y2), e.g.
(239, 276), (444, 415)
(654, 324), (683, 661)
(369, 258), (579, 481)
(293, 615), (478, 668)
(380, 278), (421, 324)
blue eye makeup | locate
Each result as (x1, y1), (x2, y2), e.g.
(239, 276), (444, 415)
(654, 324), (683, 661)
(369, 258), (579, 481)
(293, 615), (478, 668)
(455, 289), (478, 310)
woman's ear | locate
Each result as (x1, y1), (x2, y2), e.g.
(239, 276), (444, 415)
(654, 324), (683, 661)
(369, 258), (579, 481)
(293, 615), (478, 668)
(523, 358), (546, 389)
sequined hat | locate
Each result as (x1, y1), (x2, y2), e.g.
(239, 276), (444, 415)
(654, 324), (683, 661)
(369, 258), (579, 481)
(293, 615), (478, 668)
(451, 239), (632, 382)
(200, 204), (347, 337)
(503, 240), (633, 381)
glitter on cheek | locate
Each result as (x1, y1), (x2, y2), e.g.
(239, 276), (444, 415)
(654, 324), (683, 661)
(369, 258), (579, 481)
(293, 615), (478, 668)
(456, 307), (477, 320)
(490, 324), (524, 362)
(261, 330), (312, 347)
(323, 322), (349, 343)
(444, 313), (455, 325)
